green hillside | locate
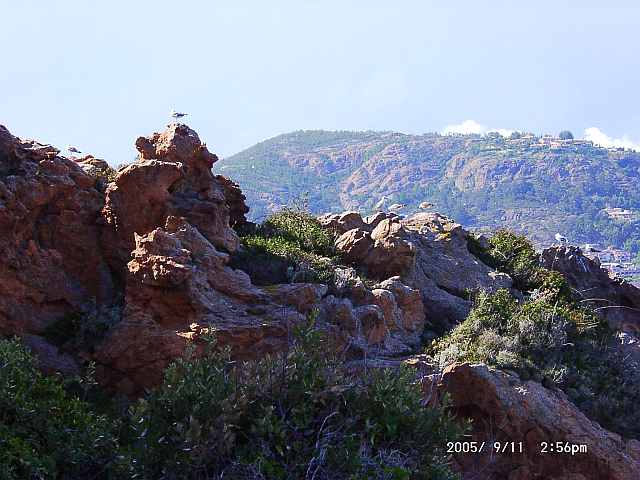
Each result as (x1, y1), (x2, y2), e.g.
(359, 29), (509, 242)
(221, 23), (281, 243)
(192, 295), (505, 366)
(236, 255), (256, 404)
(220, 130), (640, 253)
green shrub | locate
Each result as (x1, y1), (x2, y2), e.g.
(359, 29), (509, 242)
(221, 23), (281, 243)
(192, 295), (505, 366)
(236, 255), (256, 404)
(430, 290), (640, 439)
(0, 338), (119, 479)
(232, 209), (339, 286)
(121, 318), (465, 479)
(469, 229), (571, 296)
(262, 208), (335, 257)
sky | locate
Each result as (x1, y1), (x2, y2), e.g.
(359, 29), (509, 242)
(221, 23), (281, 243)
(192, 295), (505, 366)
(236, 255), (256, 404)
(3, 1), (640, 164)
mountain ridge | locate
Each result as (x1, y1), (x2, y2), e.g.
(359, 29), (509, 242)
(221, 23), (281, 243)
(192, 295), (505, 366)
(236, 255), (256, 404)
(221, 129), (640, 253)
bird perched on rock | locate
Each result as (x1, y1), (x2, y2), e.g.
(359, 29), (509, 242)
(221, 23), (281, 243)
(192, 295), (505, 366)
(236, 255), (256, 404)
(66, 145), (82, 154)
(373, 195), (387, 211)
(388, 203), (405, 212)
(419, 201), (434, 209)
(170, 110), (188, 122)
(554, 233), (568, 244)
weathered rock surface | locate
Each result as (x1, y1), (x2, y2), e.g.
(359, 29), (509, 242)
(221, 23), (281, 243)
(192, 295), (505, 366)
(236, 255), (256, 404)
(542, 246), (640, 333)
(102, 123), (239, 272)
(425, 362), (640, 480)
(323, 211), (416, 279)
(94, 216), (305, 393)
(216, 174), (250, 229)
(322, 210), (512, 331)
(403, 212), (512, 330)
(0, 125), (114, 337)
(319, 276), (425, 356)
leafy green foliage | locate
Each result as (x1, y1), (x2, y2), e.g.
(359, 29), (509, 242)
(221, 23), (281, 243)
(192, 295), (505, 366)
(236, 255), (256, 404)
(2, 318), (465, 479)
(430, 289), (640, 439)
(121, 319), (464, 479)
(469, 229), (569, 295)
(232, 208), (339, 285)
(0, 338), (119, 480)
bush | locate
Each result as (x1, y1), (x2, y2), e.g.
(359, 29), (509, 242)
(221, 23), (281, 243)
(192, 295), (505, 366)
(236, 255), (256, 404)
(430, 289), (640, 439)
(121, 318), (465, 479)
(470, 229), (570, 296)
(262, 208), (335, 257)
(232, 209), (339, 285)
(0, 338), (119, 479)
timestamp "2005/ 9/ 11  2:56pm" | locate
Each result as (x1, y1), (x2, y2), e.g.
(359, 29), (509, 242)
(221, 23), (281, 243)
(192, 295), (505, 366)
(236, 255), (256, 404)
(446, 441), (588, 455)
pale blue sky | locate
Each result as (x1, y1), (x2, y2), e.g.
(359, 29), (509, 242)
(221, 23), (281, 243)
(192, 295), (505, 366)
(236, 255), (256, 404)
(3, 1), (640, 163)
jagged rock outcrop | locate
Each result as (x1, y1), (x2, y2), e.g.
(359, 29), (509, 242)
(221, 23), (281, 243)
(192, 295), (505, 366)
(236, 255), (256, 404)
(322, 210), (512, 331)
(0, 125), (114, 340)
(403, 212), (512, 330)
(102, 123), (239, 272)
(424, 362), (640, 480)
(541, 246), (640, 333)
(94, 216), (308, 393)
(216, 174), (250, 229)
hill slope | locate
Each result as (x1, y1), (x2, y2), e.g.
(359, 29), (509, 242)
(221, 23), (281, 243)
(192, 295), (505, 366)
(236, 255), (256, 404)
(221, 130), (640, 252)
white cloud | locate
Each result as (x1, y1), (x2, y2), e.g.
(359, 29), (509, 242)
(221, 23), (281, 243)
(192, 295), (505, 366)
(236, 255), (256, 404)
(442, 119), (513, 137)
(442, 119), (486, 135)
(583, 127), (639, 151)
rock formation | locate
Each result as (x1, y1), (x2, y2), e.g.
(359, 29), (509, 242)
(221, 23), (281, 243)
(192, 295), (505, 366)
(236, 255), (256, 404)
(0, 123), (429, 393)
(542, 245), (640, 333)
(102, 123), (239, 272)
(424, 362), (640, 480)
(94, 216), (309, 393)
(321, 210), (512, 331)
(0, 125), (113, 366)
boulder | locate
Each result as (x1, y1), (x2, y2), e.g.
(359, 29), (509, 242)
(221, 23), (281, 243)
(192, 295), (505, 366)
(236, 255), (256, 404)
(326, 210), (512, 332)
(318, 210), (366, 235)
(541, 246), (640, 333)
(425, 363), (640, 480)
(403, 212), (512, 331)
(318, 276), (425, 357)
(329, 212), (416, 280)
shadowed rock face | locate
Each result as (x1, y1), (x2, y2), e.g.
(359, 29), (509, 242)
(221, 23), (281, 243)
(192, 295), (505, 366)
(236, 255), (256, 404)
(0, 125), (114, 339)
(423, 363), (640, 480)
(424, 363), (640, 480)
(541, 246), (640, 333)
(403, 212), (512, 331)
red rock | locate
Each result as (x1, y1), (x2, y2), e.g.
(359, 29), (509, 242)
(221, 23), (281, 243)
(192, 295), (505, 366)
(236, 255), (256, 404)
(542, 245), (640, 333)
(94, 216), (308, 393)
(102, 124), (239, 273)
(428, 363), (640, 480)
(0, 125), (114, 337)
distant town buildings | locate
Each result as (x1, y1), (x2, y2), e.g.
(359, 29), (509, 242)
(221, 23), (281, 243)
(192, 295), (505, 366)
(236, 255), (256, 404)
(582, 244), (640, 286)
(604, 207), (634, 221)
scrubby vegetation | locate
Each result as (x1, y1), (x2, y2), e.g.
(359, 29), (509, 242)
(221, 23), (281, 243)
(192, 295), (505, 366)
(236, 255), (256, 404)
(0, 338), (119, 480)
(232, 208), (340, 286)
(1, 320), (465, 479)
(467, 229), (567, 293)
(437, 231), (640, 439)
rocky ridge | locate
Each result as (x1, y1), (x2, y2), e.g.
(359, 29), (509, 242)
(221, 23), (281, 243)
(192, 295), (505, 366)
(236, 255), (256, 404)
(3, 123), (640, 478)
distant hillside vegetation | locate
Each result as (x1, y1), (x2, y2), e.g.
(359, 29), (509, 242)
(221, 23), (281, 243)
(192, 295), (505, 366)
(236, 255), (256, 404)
(220, 130), (640, 253)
